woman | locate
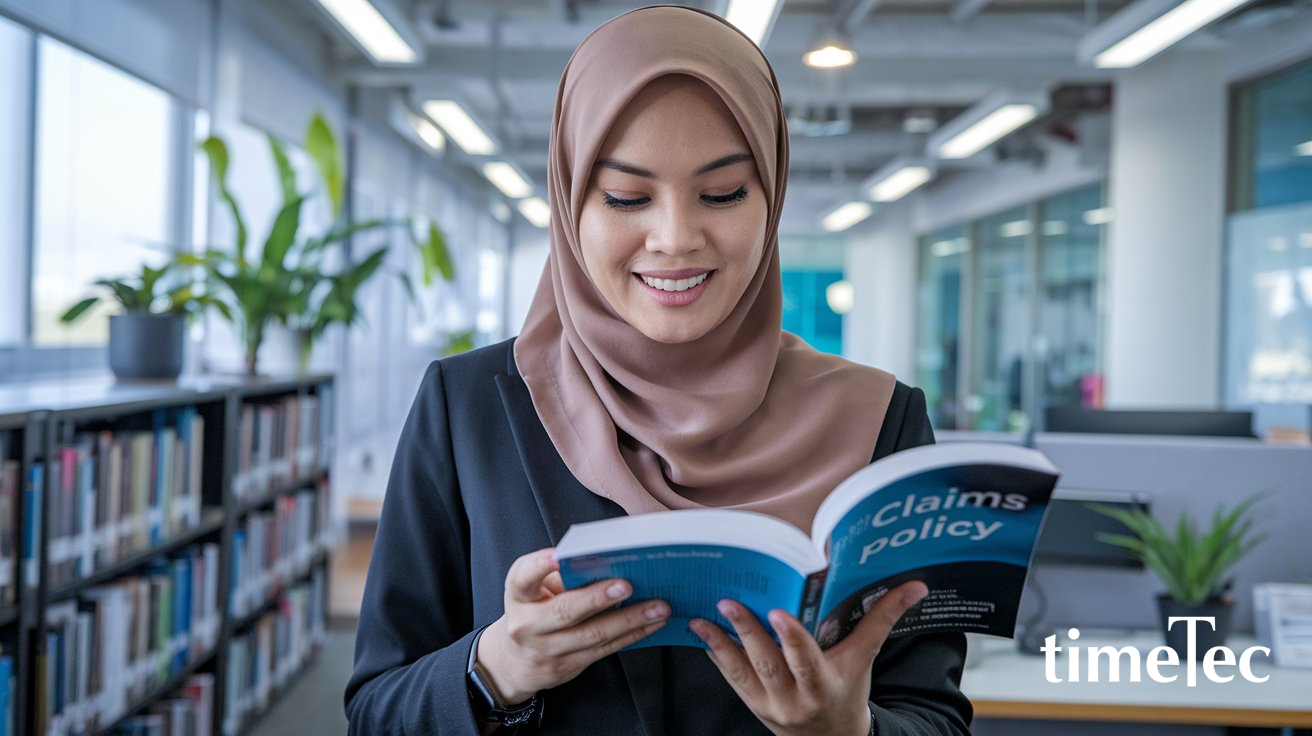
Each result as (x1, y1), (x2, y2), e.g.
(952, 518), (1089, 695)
(345, 6), (972, 735)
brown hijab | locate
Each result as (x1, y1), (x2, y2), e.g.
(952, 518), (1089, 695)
(513, 5), (896, 533)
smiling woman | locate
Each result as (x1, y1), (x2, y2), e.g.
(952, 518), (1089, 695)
(579, 75), (768, 344)
(346, 6), (972, 736)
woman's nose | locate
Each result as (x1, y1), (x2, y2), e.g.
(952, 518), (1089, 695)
(645, 202), (707, 256)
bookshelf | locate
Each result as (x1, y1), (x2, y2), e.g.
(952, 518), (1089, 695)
(0, 374), (334, 736)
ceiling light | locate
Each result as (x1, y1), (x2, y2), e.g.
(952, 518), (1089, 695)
(1042, 220), (1069, 236)
(1296, 140), (1312, 156)
(826, 281), (855, 315)
(724, 0), (783, 46)
(1080, 0), (1254, 69)
(821, 202), (873, 232)
(1300, 233), (1312, 249)
(1000, 220), (1033, 238)
(804, 44), (857, 69)
(482, 162), (533, 199)
(314, 0), (419, 64)
(865, 160), (933, 202)
(1082, 207), (1113, 226)
(931, 91), (1045, 160)
(518, 197), (551, 228)
(422, 100), (497, 155)
(411, 114), (444, 151)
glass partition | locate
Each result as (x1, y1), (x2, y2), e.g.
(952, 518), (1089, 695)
(968, 206), (1033, 431)
(915, 225), (968, 428)
(1037, 184), (1106, 411)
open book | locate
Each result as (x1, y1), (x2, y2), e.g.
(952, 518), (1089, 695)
(556, 442), (1059, 650)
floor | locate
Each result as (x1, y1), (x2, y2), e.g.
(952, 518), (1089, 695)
(247, 521), (376, 736)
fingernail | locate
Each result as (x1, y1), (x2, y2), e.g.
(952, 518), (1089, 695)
(906, 586), (929, 606)
(768, 611), (788, 631)
(689, 620), (707, 639)
(608, 583), (630, 600)
(717, 600), (736, 620)
(645, 603), (668, 620)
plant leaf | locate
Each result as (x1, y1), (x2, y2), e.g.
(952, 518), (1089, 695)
(267, 133), (298, 206)
(60, 296), (100, 323)
(199, 136), (249, 261)
(305, 111), (344, 218)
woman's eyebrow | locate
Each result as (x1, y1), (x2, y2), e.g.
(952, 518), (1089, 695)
(594, 152), (754, 178)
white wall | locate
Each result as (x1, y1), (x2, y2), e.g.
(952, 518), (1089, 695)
(509, 228), (550, 336)
(1103, 49), (1228, 407)
(843, 203), (916, 381)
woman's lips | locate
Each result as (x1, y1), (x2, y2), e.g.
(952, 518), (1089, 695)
(634, 270), (714, 307)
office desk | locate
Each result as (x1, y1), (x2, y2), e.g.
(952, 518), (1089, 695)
(961, 632), (1312, 728)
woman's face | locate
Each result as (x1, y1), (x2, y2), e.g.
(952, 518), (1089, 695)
(578, 75), (769, 344)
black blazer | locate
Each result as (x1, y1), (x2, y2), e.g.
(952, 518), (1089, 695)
(345, 337), (973, 735)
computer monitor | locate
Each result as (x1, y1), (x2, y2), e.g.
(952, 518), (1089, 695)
(1032, 489), (1150, 569)
(1044, 407), (1255, 438)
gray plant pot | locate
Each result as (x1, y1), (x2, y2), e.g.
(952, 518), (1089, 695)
(108, 313), (186, 381)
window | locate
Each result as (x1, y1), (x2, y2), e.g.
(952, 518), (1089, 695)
(1037, 184), (1106, 411)
(915, 225), (969, 429)
(779, 236), (845, 356)
(0, 16), (32, 348)
(31, 36), (177, 346)
(1233, 59), (1312, 212)
(968, 206), (1034, 431)
(1227, 60), (1312, 409)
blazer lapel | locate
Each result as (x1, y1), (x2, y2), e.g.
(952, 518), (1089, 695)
(495, 369), (667, 736)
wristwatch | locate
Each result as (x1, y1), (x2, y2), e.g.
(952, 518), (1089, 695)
(467, 625), (541, 728)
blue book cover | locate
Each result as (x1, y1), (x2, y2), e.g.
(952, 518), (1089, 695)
(0, 655), (11, 736)
(22, 463), (43, 590)
(557, 442), (1059, 650)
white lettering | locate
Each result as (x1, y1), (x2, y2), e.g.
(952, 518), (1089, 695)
(1203, 646), (1234, 683)
(1240, 646), (1271, 683)
(1147, 646), (1179, 683)
(1167, 616), (1216, 687)
(1089, 646), (1141, 683)
(1042, 635), (1062, 683)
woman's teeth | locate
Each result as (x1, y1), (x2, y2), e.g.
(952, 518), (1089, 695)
(641, 272), (709, 292)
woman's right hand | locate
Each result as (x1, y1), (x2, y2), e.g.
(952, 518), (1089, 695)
(475, 547), (671, 704)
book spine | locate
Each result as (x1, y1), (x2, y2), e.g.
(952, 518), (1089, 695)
(799, 568), (829, 636)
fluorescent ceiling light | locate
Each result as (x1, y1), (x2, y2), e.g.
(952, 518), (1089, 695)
(1000, 220), (1033, 238)
(724, 0), (782, 46)
(821, 202), (873, 232)
(931, 238), (969, 258)
(1300, 233), (1312, 249)
(422, 100), (497, 155)
(867, 162), (932, 202)
(1092, 0), (1252, 69)
(518, 197), (551, 228)
(315, 0), (418, 64)
(804, 44), (857, 69)
(1083, 207), (1114, 226)
(1042, 220), (1069, 236)
(411, 113), (444, 151)
(1296, 140), (1312, 156)
(482, 162), (533, 199)
(936, 104), (1039, 159)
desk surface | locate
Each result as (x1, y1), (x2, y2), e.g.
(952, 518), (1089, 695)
(960, 632), (1312, 727)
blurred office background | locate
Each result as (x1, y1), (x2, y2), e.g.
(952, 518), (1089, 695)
(0, 0), (1309, 734)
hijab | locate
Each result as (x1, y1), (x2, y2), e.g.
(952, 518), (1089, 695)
(513, 4), (896, 533)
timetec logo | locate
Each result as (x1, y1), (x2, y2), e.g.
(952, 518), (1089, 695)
(1042, 617), (1272, 686)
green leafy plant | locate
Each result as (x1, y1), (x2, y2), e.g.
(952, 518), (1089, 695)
(191, 111), (454, 374)
(59, 261), (229, 324)
(1089, 493), (1268, 605)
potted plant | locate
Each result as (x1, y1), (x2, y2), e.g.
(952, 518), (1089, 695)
(193, 111), (454, 375)
(59, 261), (228, 381)
(1090, 494), (1267, 659)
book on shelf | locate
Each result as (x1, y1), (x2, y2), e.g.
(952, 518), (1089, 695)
(229, 485), (330, 619)
(0, 651), (12, 736)
(233, 394), (329, 502)
(557, 442), (1060, 650)
(222, 569), (325, 736)
(37, 543), (221, 736)
(0, 447), (18, 607)
(45, 409), (206, 588)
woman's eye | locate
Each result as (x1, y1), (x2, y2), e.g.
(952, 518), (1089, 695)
(601, 186), (750, 210)
(602, 193), (649, 209)
(704, 186), (749, 205)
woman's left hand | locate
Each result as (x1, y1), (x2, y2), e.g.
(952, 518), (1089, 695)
(689, 581), (929, 736)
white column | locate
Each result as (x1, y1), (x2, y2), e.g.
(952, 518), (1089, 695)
(1104, 49), (1228, 407)
(843, 203), (917, 381)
